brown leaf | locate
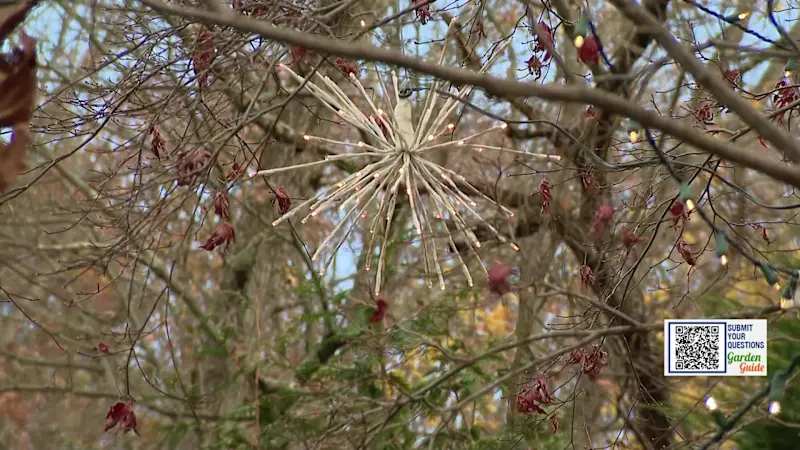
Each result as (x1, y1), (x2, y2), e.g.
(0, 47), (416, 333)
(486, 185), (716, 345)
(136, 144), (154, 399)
(0, 123), (29, 192)
(104, 400), (139, 435)
(0, 0), (37, 43)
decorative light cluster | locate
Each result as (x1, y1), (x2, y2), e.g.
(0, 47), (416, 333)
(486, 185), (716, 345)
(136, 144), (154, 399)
(252, 20), (559, 295)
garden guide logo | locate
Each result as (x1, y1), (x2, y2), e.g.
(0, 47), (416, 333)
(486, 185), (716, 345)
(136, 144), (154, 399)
(664, 319), (767, 376)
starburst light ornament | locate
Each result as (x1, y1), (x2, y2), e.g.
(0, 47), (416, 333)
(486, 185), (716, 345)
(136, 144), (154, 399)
(253, 20), (560, 295)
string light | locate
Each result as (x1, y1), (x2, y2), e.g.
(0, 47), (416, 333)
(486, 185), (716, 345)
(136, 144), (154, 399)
(716, 233), (729, 266)
(738, 11), (749, 20)
(760, 263), (780, 287)
(628, 129), (639, 143)
(785, 58), (797, 78)
(360, 19), (366, 27)
(704, 396), (718, 411)
(574, 35), (585, 48)
(769, 401), (781, 415)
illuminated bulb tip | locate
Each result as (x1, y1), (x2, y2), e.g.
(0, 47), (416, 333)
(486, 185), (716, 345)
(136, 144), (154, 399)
(447, 123), (455, 130)
(358, 141), (364, 147)
(271, 220), (280, 227)
(550, 155), (562, 161)
(476, 147), (483, 152)
(720, 254), (728, 266)
(319, 269), (325, 276)
(428, 135), (434, 141)
(705, 397), (718, 411)
(278, 63), (286, 68)
(377, 108), (384, 115)
(786, 71), (793, 78)
(738, 12), (749, 20)
(629, 130), (639, 143)
(775, 283), (782, 291)
(301, 218), (308, 224)
(769, 401), (781, 415)
(303, 135), (311, 140)
(360, 19), (366, 27)
(500, 123), (508, 129)
(511, 243), (520, 251)
(440, 285), (445, 291)
(685, 199), (696, 211)
(468, 280), (474, 287)
(247, 168), (257, 178)
(475, 242), (481, 248)
(457, 140), (465, 146)
(574, 35), (585, 48)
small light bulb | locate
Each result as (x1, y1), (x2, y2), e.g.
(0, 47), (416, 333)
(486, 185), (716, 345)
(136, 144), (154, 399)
(705, 397), (718, 411)
(738, 12), (749, 20)
(720, 254), (728, 266)
(358, 141), (364, 147)
(501, 123), (508, 129)
(271, 220), (280, 227)
(303, 135), (311, 140)
(428, 135), (434, 141)
(476, 147), (483, 152)
(775, 283), (782, 291)
(780, 299), (795, 309)
(785, 70), (793, 78)
(457, 140), (465, 146)
(629, 130), (639, 143)
(360, 19), (366, 27)
(685, 199), (696, 211)
(377, 108), (384, 115)
(574, 35), (585, 48)
(247, 168), (257, 178)
(447, 123), (455, 130)
(769, 401), (781, 415)
(511, 243), (520, 251)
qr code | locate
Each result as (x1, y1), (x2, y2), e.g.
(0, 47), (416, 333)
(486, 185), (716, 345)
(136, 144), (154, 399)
(673, 325), (721, 371)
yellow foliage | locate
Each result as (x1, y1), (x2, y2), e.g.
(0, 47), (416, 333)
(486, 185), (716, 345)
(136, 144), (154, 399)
(485, 303), (509, 335)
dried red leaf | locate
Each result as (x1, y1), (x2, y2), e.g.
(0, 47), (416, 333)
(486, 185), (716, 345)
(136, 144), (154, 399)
(539, 178), (552, 216)
(104, 400), (139, 435)
(487, 262), (511, 295)
(92, 342), (110, 354)
(589, 205), (613, 234)
(551, 412), (559, 433)
(586, 105), (596, 118)
(580, 265), (596, 288)
(214, 191), (229, 219)
(200, 221), (236, 253)
(577, 35), (601, 65)
(149, 125), (165, 159)
(270, 185), (291, 215)
(516, 374), (555, 415)
(580, 170), (595, 191)
(175, 148), (211, 186)
(670, 201), (688, 230)
(191, 27), (215, 88)
(758, 136), (769, 148)
(676, 240), (695, 265)
(582, 344), (608, 380)
(289, 46), (307, 65)
(526, 54), (542, 79)
(566, 347), (585, 365)
(335, 57), (358, 78)
(411, 0), (434, 25)
(370, 296), (388, 324)
(226, 162), (243, 182)
(724, 69), (741, 90)
(0, 3), (37, 193)
(533, 22), (555, 61)
(694, 102), (714, 127)
(622, 229), (645, 249)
